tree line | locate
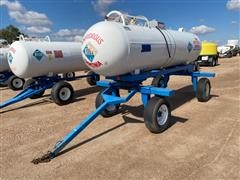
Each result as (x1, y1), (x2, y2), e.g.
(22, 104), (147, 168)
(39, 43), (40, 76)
(0, 25), (27, 44)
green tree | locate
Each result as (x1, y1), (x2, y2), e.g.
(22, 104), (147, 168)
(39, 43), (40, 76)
(0, 25), (22, 44)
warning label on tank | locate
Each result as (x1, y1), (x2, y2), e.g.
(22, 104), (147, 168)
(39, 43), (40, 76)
(46, 50), (53, 61)
(8, 53), (13, 64)
(9, 47), (16, 54)
(54, 50), (63, 58)
(192, 38), (201, 50)
(33, 49), (44, 61)
(84, 59), (102, 68)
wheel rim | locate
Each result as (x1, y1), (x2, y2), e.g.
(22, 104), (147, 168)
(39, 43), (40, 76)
(106, 105), (116, 112)
(59, 87), (71, 101)
(66, 72), (74, 78)
(157, 104), (168, 126)
(12, 78), (24, 89)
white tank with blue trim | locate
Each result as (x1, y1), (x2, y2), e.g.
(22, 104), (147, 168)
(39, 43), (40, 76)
(8, 41), (88, 78)
(82, 11), (201, 76)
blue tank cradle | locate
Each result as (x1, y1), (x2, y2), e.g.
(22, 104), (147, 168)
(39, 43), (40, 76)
(32, 64), (215, 164)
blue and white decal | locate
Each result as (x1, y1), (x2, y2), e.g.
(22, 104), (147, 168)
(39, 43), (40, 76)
(7, 53), (13, 64)
(83, 43), (97, 62)
(33, 49), (44, 61)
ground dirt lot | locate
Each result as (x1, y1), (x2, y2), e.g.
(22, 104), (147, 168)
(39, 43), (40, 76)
(0, 57), (239, 180)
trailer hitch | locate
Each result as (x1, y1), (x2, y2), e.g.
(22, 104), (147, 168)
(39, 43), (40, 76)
(31, 151), (53, 164)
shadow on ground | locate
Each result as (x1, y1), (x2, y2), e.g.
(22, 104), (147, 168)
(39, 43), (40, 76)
(56, 116), (144, 158)
(34, 85), (219, 160)
(52, 85), (205, 159)
(0, 86), (101, 114)
(0, 98), (52, 114)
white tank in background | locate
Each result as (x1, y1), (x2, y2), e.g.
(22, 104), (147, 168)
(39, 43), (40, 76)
(82, 11), (201, 76)
(8, 41), (88, 78)
(0, 46), (10, 72)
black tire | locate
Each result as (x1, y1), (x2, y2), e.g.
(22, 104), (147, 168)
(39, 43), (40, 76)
(211, 58), (216, 67)
(232, 51), (237, 56)
(8, 75), (25, 91)
(51, 81), (74, 106)
(215, 57), (218, 66)
(86, 71), (100, 86)
(23, 79), (45, 99)
(95, 91), (120, 117)
(144, 97), (171, 133)
(196, 78), (211, 102)
(193, 62), (200, 71)
(63, 72), (76, 81)
(227, 52), (232, 58)
(151, 75), (165, 88)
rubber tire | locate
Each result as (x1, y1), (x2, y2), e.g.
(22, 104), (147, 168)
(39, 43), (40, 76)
(95, 91), (120, 117)
(8, 75), (25, 91)
(144, 96), (171, 133)
(196, 78), (211, 102)
(211, 58), (216, 67)
(194, 63), (200, 71)
(227, 52), (232, 58)
(215, 57), (218, 66)
(23, 79), (45, 99)
(86, 71), (100, 86)
(63, 72), (75, 81)
(151, 75), (165, 88)
(51, 81), (74, 106)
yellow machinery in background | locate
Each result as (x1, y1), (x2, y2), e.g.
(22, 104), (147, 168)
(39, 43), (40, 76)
(197, 42), (218, 66)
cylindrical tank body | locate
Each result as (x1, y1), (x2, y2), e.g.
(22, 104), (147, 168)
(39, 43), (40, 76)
(82, 21), (201, 76)
(8, 41), (88, 78)
(0, 47), (10, 72)
(200, 42), (217, 56)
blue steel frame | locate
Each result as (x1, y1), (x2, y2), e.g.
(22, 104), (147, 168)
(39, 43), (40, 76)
(43, 64), (215, 160)
(0, 73), (99, 109)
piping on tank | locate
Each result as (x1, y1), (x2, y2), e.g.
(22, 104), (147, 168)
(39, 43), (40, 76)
(81, 10), (201, 77)
(8, 41), (88, 78)
(18, 34), (51, 42)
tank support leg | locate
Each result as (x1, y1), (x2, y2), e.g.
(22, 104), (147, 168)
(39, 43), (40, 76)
(141, 94), (150, 107)
(192, 76), (198, 95)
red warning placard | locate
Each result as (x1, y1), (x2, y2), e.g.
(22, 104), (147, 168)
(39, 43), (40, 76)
(54, 50), (63, 58)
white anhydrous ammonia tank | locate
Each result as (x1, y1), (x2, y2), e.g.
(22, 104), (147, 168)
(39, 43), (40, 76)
(0, 47), (10, 72)
(82, 11), (201, 76)
(8, 41), (88, 78)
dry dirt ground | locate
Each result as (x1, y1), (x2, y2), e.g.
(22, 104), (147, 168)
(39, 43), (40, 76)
(0, 57), (239, 180)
